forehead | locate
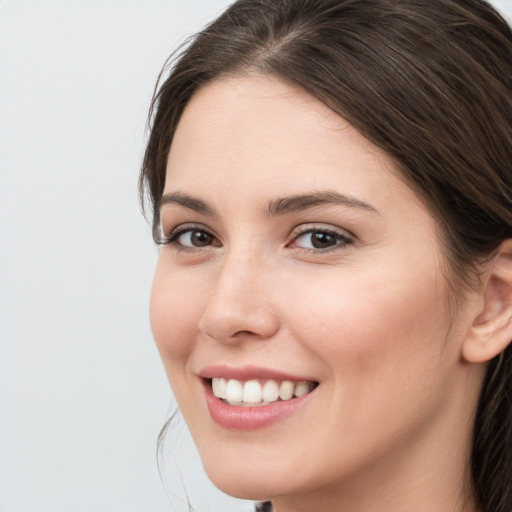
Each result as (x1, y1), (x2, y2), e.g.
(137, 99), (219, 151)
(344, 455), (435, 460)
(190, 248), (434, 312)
(164, 74), (432, 229)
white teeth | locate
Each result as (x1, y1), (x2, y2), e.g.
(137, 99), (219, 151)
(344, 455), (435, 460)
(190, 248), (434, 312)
(218, 378), (227, 399)
(243, 380), (262, 403)
(212, 377), (227, 399)
(211, 377), (316, 405)
(212, 377), (220, 397)
(262, 380), (279, 403)
(294, 381), (311, 397)
(279, 380), (294, 401)
(225, 379), (243, 402)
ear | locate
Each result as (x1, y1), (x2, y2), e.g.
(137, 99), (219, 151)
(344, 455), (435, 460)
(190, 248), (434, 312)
(462, 239), (512, 363)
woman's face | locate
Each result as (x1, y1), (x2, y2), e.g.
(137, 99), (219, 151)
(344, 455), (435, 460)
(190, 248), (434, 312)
(151, 75), (480, 506)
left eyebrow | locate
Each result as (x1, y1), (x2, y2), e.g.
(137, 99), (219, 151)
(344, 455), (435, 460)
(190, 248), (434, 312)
(157, 192), (217, 216)
(266, 190), (379, 216)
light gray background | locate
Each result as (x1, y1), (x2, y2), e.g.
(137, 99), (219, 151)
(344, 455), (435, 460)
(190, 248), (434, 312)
(1, 1), (511, 512)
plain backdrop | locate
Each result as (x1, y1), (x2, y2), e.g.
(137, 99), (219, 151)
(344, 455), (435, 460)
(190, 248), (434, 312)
(1, 1), (511, 512)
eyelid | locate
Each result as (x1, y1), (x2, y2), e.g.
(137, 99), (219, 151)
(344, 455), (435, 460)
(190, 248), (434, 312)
(287, 223), (355, 252)
(158, 222), (220, 247)
(290, 223), (354, 239)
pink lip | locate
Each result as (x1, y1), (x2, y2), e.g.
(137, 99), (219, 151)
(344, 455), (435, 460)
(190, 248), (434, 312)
(198, 364), (316, 382)
(199, 366), (317, 430)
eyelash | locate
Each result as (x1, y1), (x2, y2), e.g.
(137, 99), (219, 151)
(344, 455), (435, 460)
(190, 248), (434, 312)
(289, 226), (354, 253)
(159, 224), (354, 253)
(158, 224), (216, 249)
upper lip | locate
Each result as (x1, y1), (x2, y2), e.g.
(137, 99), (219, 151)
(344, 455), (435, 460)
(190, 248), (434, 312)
(198, 364), (318, 382)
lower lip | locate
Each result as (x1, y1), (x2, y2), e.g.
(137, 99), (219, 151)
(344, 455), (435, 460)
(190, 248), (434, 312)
(203, 381), (314, 430)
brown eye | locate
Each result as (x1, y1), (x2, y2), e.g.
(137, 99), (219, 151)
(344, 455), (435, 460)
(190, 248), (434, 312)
(309, 231), (338, 249)
(177, 229), (215, 247)
(292, 228), (352, 251)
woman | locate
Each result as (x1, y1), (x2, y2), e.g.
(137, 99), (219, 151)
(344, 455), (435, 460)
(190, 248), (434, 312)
(140, 1), (512, 511)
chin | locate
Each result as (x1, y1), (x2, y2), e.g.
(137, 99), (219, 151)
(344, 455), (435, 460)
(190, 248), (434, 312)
(201, 455), (290, 501)
(200, 448), (329, 503)
(207, 476), (285, 503)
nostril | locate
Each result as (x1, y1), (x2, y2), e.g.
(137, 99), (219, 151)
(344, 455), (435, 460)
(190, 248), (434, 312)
(233, 330), (259, 337)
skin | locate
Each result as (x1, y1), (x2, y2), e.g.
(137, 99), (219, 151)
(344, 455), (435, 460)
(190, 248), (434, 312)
(150, 74), (490, 512)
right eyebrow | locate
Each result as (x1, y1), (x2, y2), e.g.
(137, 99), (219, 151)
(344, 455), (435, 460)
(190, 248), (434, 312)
(157, 192), (217, 216)
(266, 190), (379, 216)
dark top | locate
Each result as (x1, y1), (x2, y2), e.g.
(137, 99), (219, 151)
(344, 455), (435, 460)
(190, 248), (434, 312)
(255, 502), (273, 512)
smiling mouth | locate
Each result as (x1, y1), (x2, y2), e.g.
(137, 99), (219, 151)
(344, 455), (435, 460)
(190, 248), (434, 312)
(208, 377), (318, 407)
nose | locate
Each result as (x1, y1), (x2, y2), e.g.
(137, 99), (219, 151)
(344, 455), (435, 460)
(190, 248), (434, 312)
(198, 253), (280, 344)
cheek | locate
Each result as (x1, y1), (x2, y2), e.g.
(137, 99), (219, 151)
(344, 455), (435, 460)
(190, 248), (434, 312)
(149, 260), (206, 367)
(275, 265), (458, 476)
(283, 260), (452, 384)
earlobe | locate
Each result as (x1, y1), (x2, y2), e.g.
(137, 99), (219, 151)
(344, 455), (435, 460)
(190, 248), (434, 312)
(462, 239), (512, 364)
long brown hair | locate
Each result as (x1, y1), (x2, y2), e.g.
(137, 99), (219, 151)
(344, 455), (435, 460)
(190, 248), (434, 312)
(140, 1), (512, 510)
